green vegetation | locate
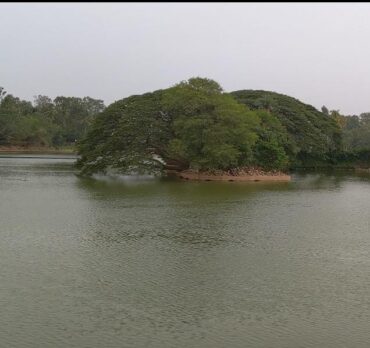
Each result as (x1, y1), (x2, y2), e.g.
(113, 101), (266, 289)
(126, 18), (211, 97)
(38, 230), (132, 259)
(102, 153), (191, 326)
(0, 87), (105, 149)
(230, 90), (342, 166)
(340, 112), (370, 151)
(77, 78), (342, 176)
(163, 79), (260, 171)
(323, 110), (370, 168)
(78, 78), (293, 175)
(2, 79), (370, 174)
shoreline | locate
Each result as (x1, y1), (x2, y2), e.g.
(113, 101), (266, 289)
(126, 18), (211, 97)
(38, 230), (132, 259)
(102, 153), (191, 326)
(167, 170), (291, 182)
(0, 146), (77, 155)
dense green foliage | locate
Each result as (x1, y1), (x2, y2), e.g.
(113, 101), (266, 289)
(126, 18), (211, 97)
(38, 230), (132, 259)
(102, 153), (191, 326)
(0, 87), (105, 147)
(3, 78), (370, 174)
(78, 91), (169, 175)
(252, 110), (290, 170)
(341, 113), (370, 151)
(78, 79), (267, 175)
(230, 90), (342, 165)
(321, 110), (370, 168)
(163, 79), (260, 171)
(77, 78), (311, 175)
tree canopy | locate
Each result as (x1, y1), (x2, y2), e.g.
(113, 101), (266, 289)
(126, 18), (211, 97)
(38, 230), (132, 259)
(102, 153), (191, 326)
(78, 79), (263, 175)
(230, 90), (342, 165)
(332, 111), (370, 152)
(77, 78), (314, 175)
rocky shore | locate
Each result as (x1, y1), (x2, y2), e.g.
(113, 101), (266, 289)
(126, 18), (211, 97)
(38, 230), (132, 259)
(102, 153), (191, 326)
(168, 167), (291, 182)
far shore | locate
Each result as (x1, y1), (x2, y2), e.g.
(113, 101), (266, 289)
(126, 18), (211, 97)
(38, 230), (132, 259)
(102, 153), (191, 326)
(0, 145), (77, 155)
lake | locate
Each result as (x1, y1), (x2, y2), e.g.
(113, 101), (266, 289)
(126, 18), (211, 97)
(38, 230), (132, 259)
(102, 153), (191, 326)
(1, 155), (370, 348)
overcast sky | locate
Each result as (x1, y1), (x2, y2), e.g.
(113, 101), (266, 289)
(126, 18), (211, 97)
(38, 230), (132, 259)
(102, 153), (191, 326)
(1, 3), (370, 115)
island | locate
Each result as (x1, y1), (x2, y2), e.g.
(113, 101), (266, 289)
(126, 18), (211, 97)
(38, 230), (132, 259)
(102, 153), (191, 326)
(76, 77), (368, 180)
(1, 78), (370, 180)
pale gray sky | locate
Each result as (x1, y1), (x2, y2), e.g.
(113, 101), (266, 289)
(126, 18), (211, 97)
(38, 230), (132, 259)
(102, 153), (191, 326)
(1, 3), (370, 115)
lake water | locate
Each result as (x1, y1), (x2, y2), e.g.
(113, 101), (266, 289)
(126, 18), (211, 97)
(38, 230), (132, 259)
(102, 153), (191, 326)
(1, 155), (370, 348)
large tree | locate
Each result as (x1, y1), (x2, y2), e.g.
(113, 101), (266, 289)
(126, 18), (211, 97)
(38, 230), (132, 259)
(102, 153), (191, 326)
(163, 78), (260, 171)
(231, 90), (342, 165)
(77, 78), (265, 175)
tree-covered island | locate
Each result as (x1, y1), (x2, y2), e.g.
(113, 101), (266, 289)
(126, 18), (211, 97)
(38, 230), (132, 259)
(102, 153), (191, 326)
(77, 78), (293, 178)
(1, 77), (370, 178)
(76, 77), (368, 179)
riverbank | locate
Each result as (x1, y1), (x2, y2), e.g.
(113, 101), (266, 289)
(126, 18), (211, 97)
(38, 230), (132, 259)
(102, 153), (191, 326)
(355, 167), (370, 173)
(0, 145), (77, 155)
(168, 168), (291, 182)
(293, 165), (370, 173)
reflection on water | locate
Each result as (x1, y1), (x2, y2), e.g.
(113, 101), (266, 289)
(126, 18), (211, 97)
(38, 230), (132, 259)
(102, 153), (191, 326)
(1, 156), (370, 348)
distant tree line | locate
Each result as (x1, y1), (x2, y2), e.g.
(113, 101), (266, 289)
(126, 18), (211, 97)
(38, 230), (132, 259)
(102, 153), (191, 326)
(323, 107), (370, 151)
(0, 86), (105, 147)
(320, 106), (370, 167)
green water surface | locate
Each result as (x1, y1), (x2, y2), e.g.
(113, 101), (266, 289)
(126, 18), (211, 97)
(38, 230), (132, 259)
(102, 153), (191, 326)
(1, 156), (370, 348)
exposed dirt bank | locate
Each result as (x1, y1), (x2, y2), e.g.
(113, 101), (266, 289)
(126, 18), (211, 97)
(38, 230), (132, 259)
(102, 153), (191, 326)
(168, 168), (291, 182)
(355, 167), (370, 173)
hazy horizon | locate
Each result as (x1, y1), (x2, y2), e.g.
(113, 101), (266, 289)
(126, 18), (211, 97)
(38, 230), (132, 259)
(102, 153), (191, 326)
(2, 3), (370, 115)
